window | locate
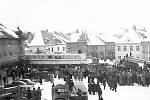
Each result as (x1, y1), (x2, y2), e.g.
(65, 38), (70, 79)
(48, 55), (53, 59)
(136, 46), (140, 51)
(52, 47), (53, 52)
(130, 46), (133, 51)
(3, 47), (7, 56)
(149, 45), (150, 54)
(57, 88), (68, 92)
(123, 46), (127, 51)
(55, 56), (62, 59)
(33, 55), (36, 59)
(118, 46), (121, 51)
(63, 47), (65, 51)
(57, 47), (59, 51)
(118, 56), (121, 59)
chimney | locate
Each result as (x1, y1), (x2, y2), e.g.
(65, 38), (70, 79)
(46, 29), (48, 32)
(133, 25), (136, 31)
(142, 27), (146, 32)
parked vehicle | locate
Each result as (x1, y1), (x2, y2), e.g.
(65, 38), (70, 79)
(4, 81), (27, 88)
(19, 79), (35, 85)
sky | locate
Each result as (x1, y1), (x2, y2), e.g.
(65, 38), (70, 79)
(0, 0), (150, 35)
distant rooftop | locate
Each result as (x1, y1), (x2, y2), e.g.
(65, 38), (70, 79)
(28, 31), (45, 46)
(0, 23), (18, 38)
(115, 25), (150, 43)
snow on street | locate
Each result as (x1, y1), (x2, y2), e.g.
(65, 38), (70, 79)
(35, 77), (150, 100)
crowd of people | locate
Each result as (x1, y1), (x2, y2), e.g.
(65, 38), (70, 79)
(55, 66), (103, 100)
(1, 60), (150, 100)
(0, 63), (29, 86)
(51, 61), (150, 100)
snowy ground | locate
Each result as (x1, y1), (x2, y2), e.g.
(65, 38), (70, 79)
(35, 77), (150, 100)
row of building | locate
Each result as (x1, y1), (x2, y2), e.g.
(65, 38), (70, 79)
(26, 29), (115, 60)
(1, 23), (150, 67)
(26, 25), (150, 62)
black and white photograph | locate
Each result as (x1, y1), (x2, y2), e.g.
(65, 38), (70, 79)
(0, 0), (150, 100)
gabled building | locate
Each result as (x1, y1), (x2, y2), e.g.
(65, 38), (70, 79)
(27, 30), (67, 54)
(96, 33), (117, 60)
(0, 23), (25, 66)
(65, 30), (115, 60)
(86, 33), (105, 59)
(66, 31), (88, 54)
(115, 25), (149, 61)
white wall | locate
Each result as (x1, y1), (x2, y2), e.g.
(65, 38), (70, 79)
(27, 43), (67, 54)
(115, 43), (142, 60)
(45, 44), (66, 54)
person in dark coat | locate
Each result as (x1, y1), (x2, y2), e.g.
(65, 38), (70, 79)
(92, 82), (97, 95)
(88, 82), (92, 94)
(3, 76), (7, 86)
(97, 86), (103, 100)
(102, 78), (106, 90)
(88, 76), (91, 83)
(27, 87), (32, 100)
(39, 77), (43, 85)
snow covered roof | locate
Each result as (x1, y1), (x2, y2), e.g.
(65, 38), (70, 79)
(0, 23), (18, 38)
(96, 33), (119, 43)
(115, 26), (150, 43)
(87, 33), (105, 45)
(28, 31), (45, 46)
(67, 32), (81, 42)
(141, 37), (150, 42)
(52, 32), (68, 44)
(66, 31), (106, 45)
(53, 31), (71, 42)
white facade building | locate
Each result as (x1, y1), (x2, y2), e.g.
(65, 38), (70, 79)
(26, 30), (67, 54)
(45, 44), (66, 54)
(115, 42), (141, 60)
(141, 38), (150, 61)
(115, 25), (148, 61)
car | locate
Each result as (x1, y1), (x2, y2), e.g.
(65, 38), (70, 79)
(4, 81), (27, 88)
(19, 79), (35, 85)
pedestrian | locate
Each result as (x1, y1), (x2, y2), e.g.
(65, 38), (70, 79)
(88, 82), (92, 94)
(52, 83), (55, 87)
(92, 82), (96, 95)
(37, 87), (41, 100)
(32, 88), (36, 97)
(88, 76), (91, 83)
(3, 76), (7, 86)
(97, 86), (103, 100)
(27, 87), (32, 100)
(102, 78), (106, 90)
(39, 77), (43, 85)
